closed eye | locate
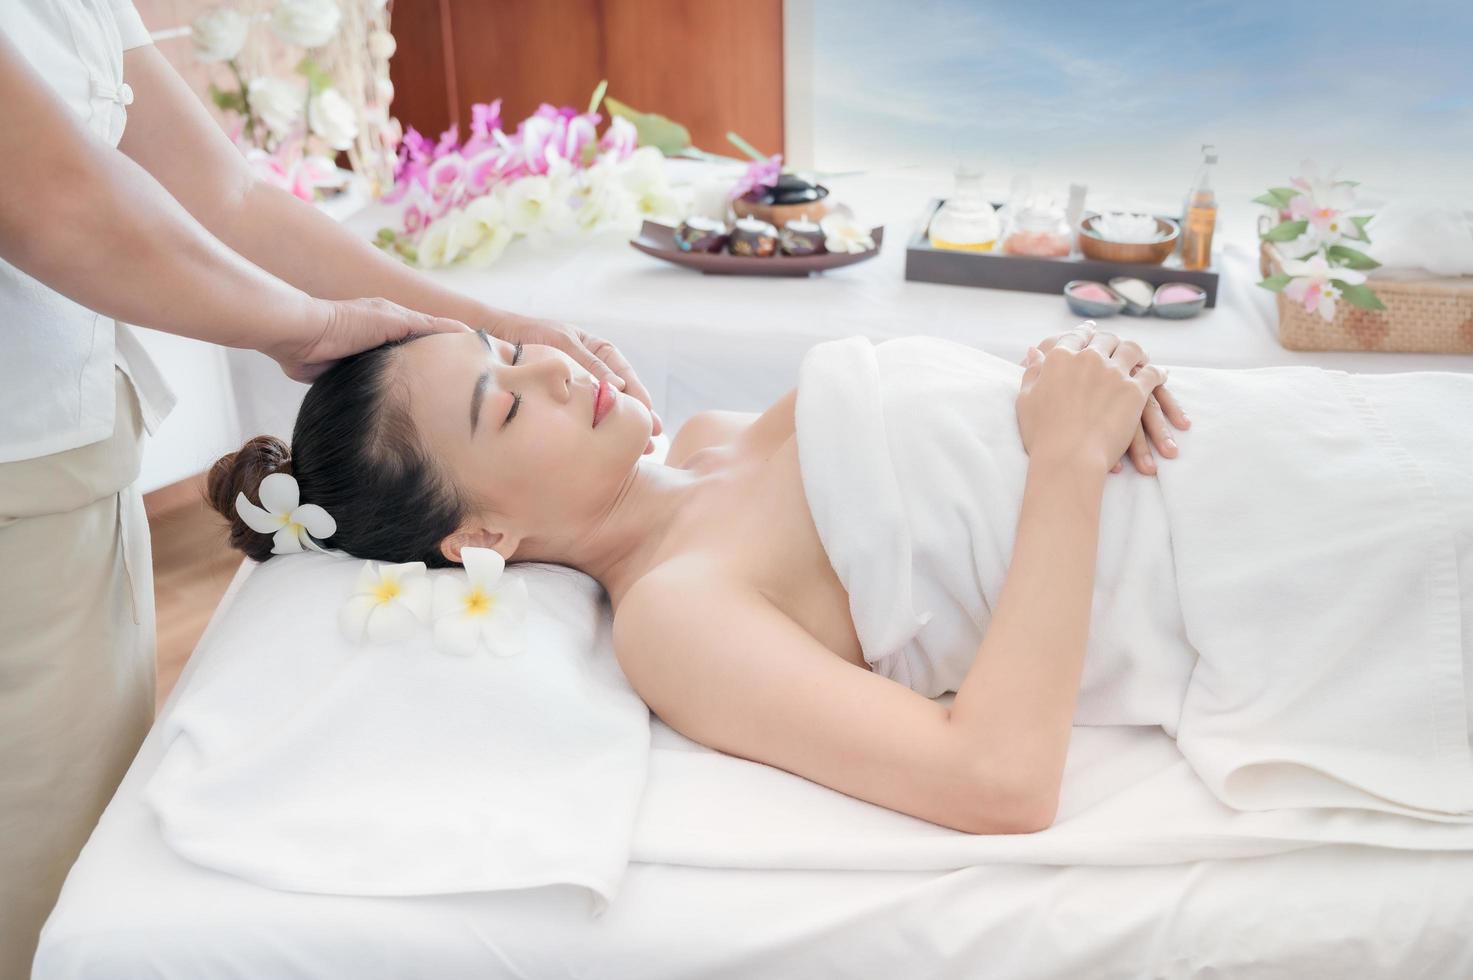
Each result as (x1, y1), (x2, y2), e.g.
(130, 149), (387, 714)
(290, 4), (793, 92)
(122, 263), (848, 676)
(503, 342), (524, 427)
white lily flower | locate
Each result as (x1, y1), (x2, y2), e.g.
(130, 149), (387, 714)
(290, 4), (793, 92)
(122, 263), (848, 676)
(431, 547), (528, 657)
(339, 561), (432, 644)
(234, 472), (336, 554)
(821, 214), (875, 254)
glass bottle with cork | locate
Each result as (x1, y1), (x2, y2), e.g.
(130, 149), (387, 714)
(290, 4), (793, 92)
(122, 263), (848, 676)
(1180, 144), (1217, 270)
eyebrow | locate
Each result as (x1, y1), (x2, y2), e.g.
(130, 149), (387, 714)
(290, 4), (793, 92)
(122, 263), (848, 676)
(470, 330), (493, 435)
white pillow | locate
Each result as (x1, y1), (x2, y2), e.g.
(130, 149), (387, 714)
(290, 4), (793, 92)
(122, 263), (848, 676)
(143, 551), (650, 916)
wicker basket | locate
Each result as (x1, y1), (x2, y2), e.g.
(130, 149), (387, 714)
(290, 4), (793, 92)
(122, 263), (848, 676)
(1259, 240), (1473, 353)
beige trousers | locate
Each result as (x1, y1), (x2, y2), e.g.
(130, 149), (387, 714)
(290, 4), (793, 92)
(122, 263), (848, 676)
(0, 368), (155, 980)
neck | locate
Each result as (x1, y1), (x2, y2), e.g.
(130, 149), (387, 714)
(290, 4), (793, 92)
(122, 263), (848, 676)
(552, 459), (705, 605)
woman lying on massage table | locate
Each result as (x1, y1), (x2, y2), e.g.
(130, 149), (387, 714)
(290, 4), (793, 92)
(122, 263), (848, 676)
(208, 324), (1473, 838)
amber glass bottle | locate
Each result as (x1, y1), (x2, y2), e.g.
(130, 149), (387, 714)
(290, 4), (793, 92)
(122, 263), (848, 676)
(1180, 145), (1217, 270)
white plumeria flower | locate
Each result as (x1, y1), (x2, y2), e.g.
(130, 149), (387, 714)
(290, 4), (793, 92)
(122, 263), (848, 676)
(820, 214), (875, 254)
(339, 561), (432, 644)
(234, 472), (336, 554)
(431, 547), (528, 657)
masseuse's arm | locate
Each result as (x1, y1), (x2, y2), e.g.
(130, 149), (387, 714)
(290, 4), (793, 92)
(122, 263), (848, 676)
(0, 34), (458, 378)
(116, 45), (657, 429)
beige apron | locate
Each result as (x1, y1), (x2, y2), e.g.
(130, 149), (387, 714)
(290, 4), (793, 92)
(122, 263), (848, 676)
(0, 367), (155, 980)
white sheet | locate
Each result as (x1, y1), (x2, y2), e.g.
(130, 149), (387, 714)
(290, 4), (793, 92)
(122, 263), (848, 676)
(35, 590), (1473, 979)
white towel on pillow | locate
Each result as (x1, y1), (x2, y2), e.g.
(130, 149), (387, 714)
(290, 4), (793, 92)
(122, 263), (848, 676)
(143, 552), (650, 916)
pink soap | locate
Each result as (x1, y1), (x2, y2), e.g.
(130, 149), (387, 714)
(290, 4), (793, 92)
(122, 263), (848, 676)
(1157, 284), (1203, 305)
(1070, 283), (1114, 302)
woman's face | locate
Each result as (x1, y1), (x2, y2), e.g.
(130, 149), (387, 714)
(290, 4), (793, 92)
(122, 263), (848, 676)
(396, 329), (652, 556)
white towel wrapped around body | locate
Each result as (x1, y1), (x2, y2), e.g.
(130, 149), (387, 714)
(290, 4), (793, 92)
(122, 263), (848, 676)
(795, 335), (1473, 821)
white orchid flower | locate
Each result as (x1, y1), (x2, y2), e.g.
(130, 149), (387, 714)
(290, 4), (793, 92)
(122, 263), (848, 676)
(821, 214), (875, 254)
(431, 547), (528, 657)
(339, 561), (432, 644)
(234, 472), (336, 554)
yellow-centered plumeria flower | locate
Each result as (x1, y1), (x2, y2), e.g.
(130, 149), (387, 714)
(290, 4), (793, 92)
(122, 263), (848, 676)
(819, 213), (875, 254)
(234, 472), (336, 554)
(339, 561), (432, 644)
(431, 546), (528, 657)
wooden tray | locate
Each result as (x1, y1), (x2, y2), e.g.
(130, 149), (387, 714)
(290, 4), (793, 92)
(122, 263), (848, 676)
(905, 199), (1220, 307)
(630, 221), (884, 277)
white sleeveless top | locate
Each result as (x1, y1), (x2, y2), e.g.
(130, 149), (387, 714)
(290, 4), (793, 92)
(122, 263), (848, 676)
(0, 0), (174, 463)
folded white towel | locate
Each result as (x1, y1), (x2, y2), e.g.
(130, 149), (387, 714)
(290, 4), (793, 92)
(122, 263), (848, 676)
(795, 335), (1473, 823)
(1362, 198), (1473, 279)
(144, 552), (650, 916)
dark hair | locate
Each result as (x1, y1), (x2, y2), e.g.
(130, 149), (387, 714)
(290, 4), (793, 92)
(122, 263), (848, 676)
(207, 340), (468, 567)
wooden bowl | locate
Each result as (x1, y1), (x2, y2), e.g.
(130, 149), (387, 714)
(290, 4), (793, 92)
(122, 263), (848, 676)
(731, 196), (832, 227)
(1077, 215), (1179, 265)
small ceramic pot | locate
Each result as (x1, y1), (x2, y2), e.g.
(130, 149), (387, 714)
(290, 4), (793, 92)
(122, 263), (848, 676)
(728, 217), (779, 257)
(1063, 280), (1126, 318)
(779, 218), (826, 256)
(1108, 277), (1156, 316)
(673, 216), (730, 253)
(1078, 215), (1180, 265)
(1152, 282), (1208, 319)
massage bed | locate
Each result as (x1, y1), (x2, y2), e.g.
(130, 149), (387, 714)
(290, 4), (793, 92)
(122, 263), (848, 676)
(35, 543), (1473, 979)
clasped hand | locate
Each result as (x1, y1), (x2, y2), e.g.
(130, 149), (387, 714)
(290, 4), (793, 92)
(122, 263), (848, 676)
(1019, 323), (1190, 475)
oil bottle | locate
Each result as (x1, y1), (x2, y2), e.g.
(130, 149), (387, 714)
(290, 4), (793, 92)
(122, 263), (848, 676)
(1180, 144), (1217, 270)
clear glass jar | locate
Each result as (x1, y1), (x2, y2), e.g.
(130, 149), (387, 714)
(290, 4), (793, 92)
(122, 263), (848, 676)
(1002, 201), (1072, 257)
(928, 166), (1000, 252)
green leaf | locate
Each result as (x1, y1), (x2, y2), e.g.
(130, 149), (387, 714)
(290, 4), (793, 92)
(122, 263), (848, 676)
(375, 227), (398, 244)
(1326, 244), (1381, 270)
(1253, 187), (1300, 210)
(1335, 282), (1386, 310)
(587, 78), (608, 115)
(725, 130), (768, 162)
(1350, 215), (1372, 229)
(209, 82), (246, 113)
(296, 56), (333, 96)
(602, 95), (692, 156)
(1258, 274), (1292, 292)
(1261, 219), (1308, 242)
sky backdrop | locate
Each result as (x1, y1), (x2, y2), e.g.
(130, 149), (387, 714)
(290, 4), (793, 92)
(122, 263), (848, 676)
(809, 0), (1472, 212)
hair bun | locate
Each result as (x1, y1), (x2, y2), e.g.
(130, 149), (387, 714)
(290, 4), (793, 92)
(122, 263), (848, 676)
(206, 435), (293, 562)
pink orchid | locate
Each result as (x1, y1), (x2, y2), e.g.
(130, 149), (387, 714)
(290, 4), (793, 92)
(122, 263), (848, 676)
(426, 153), (467, 207)
(1281, 252), (1365, 322)
(599, 115), (637, 162)
(559, 112), (600, 163)
(401, 183), (434, 235)
(730, 153), (783, 201)
(461, 99), (503, 157)
(433, 124), (461, 160)
(464, 148), (509, 196)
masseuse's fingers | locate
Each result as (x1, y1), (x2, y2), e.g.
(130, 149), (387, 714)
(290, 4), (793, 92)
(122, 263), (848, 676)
(577, 332), (664, 441)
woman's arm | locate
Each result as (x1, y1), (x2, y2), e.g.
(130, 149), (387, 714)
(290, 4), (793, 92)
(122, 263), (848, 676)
(615, 565), (1043, 834)
(947, 453), (1106, 829)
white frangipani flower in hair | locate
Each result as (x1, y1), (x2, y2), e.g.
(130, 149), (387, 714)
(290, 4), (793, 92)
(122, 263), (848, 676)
(234, 472), (336, 554)
(339, 561), (432, 644)
(431, 547), (528, 657)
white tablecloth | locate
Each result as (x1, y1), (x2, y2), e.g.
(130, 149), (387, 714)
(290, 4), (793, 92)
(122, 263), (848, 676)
(227, 165), (1473, 442)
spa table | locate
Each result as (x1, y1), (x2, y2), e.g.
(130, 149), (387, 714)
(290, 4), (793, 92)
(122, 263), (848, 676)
(225, 164), (1473, 442)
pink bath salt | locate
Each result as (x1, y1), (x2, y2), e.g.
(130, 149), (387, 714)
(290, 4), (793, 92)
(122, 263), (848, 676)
(1070, 283), (1115, 302)
(1157, 284), (1203, 305)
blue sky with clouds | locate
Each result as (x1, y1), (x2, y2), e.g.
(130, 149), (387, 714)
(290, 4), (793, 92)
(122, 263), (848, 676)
(809, 0), (1472, 208)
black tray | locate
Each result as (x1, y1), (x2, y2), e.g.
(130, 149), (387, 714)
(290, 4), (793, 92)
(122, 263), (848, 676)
(904, 199), (1220, 308)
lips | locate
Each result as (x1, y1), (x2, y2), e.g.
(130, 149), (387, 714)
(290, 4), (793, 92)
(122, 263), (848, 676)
(592, 379), (614, 427)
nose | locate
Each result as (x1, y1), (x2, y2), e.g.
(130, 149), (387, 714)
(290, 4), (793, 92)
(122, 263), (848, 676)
(507, 350), (574, 403)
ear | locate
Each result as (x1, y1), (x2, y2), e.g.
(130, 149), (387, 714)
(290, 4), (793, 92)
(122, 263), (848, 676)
(439, 525), (523, 565)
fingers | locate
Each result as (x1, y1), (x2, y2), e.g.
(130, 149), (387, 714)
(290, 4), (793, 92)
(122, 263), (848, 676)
(581, 333), (662, 436)
(1126, 422), (1155, 474)
(1141, 393), (1178, 459)
(1133, 363), (1169, 393)
(1053, 321), (1098, 352)
(1152, 380), (1191, 430)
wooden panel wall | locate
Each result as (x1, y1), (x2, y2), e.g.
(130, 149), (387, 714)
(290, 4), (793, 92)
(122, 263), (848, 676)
(389, 0), (785, 158)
